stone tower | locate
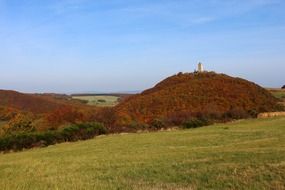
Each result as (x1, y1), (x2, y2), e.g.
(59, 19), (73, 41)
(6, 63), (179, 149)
(198, 62), (204, 72)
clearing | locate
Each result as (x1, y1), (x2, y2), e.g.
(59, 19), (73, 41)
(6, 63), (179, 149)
(72, 95), (119, 107)
(268, 88), (285, 106)
(268, 88), (285, 99)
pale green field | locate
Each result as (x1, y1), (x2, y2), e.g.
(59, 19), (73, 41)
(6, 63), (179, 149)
(268, 89), (285, 99)
(72, 95), (119, 107)
(0, 117), (285, 190)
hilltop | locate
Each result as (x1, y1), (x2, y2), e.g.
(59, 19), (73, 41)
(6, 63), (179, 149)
(115, 72), (280, 126)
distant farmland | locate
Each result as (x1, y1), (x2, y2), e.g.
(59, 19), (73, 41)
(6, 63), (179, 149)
(268, 89), (285, 99)
(72, 95), (119, 107)
(268, 88), (285, 106)
(71, 93), (134, 107)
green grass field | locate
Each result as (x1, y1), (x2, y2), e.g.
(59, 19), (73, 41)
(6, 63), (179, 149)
(72, 95), (119, 107)
(0, 117), (285, 190)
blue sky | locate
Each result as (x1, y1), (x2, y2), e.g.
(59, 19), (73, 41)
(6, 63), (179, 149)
(0, 0), (285, 93)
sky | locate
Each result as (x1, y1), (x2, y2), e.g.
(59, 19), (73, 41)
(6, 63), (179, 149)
(0, 0), (285, 93)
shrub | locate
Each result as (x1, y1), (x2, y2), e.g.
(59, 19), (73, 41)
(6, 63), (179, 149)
(3, 113), (35, 135)
(183, 118), (210, 129)
(150, 119), (166, 129)
(0, 107), (18, 121)
(0, 122), (107, 152)
(76, 99), (89, 104)
(167, 111), (193, 126)
(274, 104), (285, 112)
(60, 122), (107, 141)
(223, 108), (250, 120)
(128, 121), (149, 130)
(248, 110), (258, 118)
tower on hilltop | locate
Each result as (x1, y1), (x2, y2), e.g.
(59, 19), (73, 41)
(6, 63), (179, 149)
(197, 62), (204, 72)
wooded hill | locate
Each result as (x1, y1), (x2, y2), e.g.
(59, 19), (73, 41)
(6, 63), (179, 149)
(0, 90), (91, 114)
(0, 90), (64, 114)
(115, 72), (280, 126)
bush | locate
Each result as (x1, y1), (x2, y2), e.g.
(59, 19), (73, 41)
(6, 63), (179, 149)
(274, 104), (285, 112)
(150, 119), (166, 129)
(128, 121), (149, 130)
(182, 118), (210, 129)
(60, 122), (107, 141)
(223, 108), (250, 120)
(248, 110), (258, 118)
(167, 111), (193, 126)
(3, 113), (35, 135)
(0, 122), (107, 152)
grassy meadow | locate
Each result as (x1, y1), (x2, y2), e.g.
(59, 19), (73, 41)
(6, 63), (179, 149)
(72, 95), (119, 107)
(0, 117), (285, 190)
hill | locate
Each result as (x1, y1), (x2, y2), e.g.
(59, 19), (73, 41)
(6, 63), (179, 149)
(0, 90), (67, 114)
(115, 72), (280, 125)
(0, 117), (284, 189)
(0, 90), (97, 114)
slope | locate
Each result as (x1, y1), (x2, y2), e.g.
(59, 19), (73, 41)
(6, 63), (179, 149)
(0, 117), (284, 189)
(0, 90), (89, 114)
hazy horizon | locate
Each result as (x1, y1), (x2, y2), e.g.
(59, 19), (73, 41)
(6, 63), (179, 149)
(1, 0), (285, 93)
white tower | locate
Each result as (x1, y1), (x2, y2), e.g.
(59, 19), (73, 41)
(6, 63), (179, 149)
(198, 62), (204, 72)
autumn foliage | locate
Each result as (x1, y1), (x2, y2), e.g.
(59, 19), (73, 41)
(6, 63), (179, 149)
(2, 113), (35, 135)
(0, 90), (65, 114)
(0, 72), (283, 151)
(114, 72), (280, 126)
(0, 72), (282, 135)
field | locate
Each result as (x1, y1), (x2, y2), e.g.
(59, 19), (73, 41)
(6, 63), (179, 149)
(268, 88), (285, 106)
(268, 88), (285, 99)
(72, 95), (119, 107)
(0, 117), (285, 190)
